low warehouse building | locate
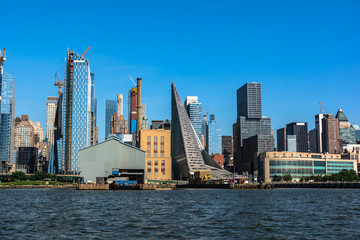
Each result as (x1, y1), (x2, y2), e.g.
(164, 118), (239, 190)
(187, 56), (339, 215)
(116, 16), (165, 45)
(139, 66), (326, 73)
(79, 137), (145, 183)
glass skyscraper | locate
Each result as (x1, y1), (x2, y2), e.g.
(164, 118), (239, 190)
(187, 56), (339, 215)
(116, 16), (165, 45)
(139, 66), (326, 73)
(0, 72), (16, 164)
(208, 114), (222, 155)
(184, 96), (202, 142)
(57, 49), (93, 174)
(105, 100), (117, 138)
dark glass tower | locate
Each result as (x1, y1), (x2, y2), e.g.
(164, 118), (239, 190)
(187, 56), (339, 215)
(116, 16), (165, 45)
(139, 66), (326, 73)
(237, 82), (262, 119)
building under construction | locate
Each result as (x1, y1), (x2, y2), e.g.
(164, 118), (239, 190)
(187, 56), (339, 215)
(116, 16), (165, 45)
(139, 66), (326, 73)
(53, 48), (96, 174)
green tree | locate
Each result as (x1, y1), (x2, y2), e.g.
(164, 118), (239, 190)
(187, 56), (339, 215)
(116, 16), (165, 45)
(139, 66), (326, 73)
(283, 173), (292, 182)
(272, 175), (282, 182)
(11, 171), (28, 181)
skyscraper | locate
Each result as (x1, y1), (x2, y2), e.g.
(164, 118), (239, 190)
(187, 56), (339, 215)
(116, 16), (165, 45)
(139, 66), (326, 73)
(315, 113), (340, 154)
(105, 100), (117, 139)
(221, 136), (233, 166)
(117, 94), (123, 116)
(208, 114), (222, 155)
(45, 96), (57, 145)
(29, 120), (43, 148)
(277, 122), (308, 152)
(57, 49), (94, 174)
(184, 96), (202, 142)
(0, 49), (16, 164)
(90, 73), (98, 145)
(336, 108), (356, 145)
(14, 116), (34, 148)
(233, 82), (273, 173)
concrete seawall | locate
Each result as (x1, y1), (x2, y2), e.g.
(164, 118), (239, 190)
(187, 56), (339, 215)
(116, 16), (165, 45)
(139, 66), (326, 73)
(0, 184), (76, 189)
(77, 184), (109, 190)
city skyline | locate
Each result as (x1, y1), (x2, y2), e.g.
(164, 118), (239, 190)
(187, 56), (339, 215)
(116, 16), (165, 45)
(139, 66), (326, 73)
(1, 1), (360, 142)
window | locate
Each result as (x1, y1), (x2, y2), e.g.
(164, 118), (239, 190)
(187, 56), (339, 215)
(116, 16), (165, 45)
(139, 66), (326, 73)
(154, 136), (158, 157)
(147, 136), (151, 157)
(154, 161), (159, 175)
(147, 160), (151, 166)
(147, 168), (151, 175)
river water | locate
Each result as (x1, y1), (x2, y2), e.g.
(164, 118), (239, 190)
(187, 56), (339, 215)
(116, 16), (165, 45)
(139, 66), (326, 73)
(1, 188), (360, 239)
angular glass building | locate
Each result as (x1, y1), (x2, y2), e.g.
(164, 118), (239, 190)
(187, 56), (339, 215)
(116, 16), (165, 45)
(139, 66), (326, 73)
(105, 100), (116, 139)
(184, 96), (202, 142)
(0, 72), (16, 163)
(57, 49), (94, 174)
(171, 82), (232, 180)
(208, 114), (222, 155)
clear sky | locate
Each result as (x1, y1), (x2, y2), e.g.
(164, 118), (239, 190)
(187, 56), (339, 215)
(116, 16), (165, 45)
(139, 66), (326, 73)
(2, 1), (360, 142)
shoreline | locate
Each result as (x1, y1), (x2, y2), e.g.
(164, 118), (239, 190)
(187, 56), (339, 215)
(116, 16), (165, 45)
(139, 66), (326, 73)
(0, 184), (76, 189)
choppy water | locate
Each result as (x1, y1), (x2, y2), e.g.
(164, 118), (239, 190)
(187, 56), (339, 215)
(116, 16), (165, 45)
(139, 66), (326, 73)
(1, 188), (360, 239)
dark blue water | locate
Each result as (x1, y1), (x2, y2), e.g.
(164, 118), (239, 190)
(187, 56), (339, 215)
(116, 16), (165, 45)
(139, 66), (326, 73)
(1, 188), (360, 239)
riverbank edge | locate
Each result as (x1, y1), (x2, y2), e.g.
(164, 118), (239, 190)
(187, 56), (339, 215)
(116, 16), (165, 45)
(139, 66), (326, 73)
(0, 184), (76, 189)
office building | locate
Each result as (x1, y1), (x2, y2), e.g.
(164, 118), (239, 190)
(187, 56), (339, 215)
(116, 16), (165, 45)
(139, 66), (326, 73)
(241, 135), (275, 176)
(105, 100), (117, 139)
(16, 147), (37, 173)
(309, 129), (317, 153)
(259, 151), (357, 183)
(208, 114), (222, 155)
(45, 96), (57, 145)
(141, 116), (150, 130)
(111, 113), (127, 134)
(171, 82), (232, 180)
(0, 64), (16, 164)
(14, 115), (34, 148)
(140, 129), (172, 180)
(222, 136), (233, 166)
(277, 122), (308, 152)
(336, 108), (356, 145)
(56, 49), (94, 174)
(202, 115), (208, 151)
(237, 82), (262, 119)
(314, 114), (340, 154)
(128, 87), (137, 134)
(29, 120), (43, 148)
(90, 73), (98, 145)
(354, 125), (360, 142)
(117, 94), (123, 116)
(184, 96), (203, 142)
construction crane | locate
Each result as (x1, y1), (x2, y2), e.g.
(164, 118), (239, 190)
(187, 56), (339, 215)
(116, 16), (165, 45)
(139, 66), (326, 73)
(319, 101), (324, 114)
(128, 75), (136, 86)
(201, 108), (209, 123)
(82, 46), (91, 58)
(0, 48), (6, 74)
(54, 73), (64, 95)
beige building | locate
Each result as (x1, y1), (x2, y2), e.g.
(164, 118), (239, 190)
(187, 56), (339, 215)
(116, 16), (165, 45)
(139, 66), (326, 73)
(29, 120), (44, 147)
(140, 129), (172, 180)
(259, 151), (357, 183)
(14, 115), (34, 148)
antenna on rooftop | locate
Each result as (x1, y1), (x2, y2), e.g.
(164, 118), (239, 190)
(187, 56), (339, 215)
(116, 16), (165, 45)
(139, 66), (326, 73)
(319, 101), (324, 114)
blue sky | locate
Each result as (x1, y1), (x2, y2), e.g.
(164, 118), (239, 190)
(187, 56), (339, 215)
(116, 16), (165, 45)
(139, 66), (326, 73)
(2, 1), (360, 141)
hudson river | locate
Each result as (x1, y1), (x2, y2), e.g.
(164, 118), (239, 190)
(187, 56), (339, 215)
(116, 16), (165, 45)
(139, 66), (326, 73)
(1, 188), (360, 239)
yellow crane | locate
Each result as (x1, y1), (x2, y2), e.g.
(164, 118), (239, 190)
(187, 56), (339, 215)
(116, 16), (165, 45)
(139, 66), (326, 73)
(54, 73), (64, 95)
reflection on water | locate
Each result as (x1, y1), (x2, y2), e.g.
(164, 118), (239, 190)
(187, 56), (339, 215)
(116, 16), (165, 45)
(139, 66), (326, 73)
(1, 188), (360, 239)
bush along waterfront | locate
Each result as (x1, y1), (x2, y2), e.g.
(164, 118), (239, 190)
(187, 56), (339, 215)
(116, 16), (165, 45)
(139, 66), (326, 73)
(272, 170), (359, 183)
(0, 171), (72, 185)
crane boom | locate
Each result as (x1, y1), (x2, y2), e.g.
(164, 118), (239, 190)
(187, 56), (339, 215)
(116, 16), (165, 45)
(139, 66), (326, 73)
(82, 46), (91, 58)
(128, 75), (136, 86)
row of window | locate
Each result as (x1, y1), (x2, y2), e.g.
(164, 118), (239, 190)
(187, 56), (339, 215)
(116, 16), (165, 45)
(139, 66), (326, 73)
(146, 136), (165, 157)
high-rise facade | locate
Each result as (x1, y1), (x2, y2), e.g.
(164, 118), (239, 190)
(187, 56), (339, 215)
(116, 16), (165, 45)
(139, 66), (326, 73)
(222, 136), (233, 166)
(277, 122), (308, 152)
(14, 116), (34, 148)
(117, 94), (123, 116)
(57, 49), (94, 174)
(336, 108), (356, 145)
(185, 96), (202, 142)
(29, 120), (43, 148)
(208, 114), (222, 155)
(233, 82), (273, 173)
(315, 113), (340, 154)
(128, 87), (137, 134)
(0, 82), (16, 162)
(105, 100), (117, 139)
(45, 96), (57, 145)
(237, 82), (262, 119)
(0, 60), (16, 164)
(90, 73), (98, 145)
